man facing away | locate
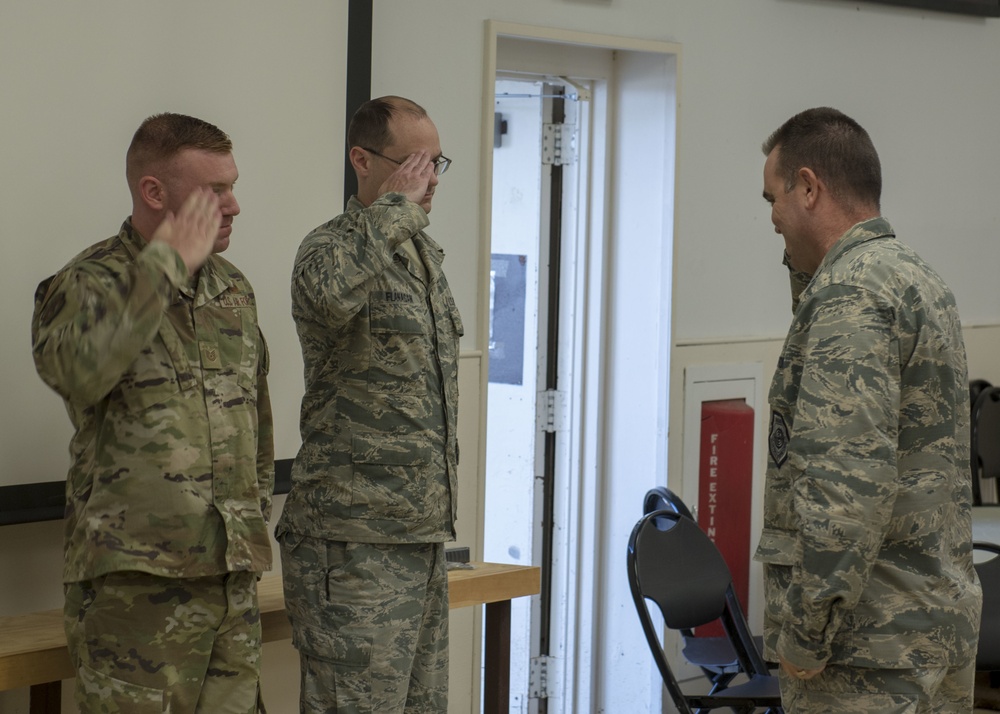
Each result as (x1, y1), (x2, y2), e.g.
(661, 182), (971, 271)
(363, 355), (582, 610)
(32, 113), (273, 713)
(754, 106), (981, 712)
(276, 95), (462, 713)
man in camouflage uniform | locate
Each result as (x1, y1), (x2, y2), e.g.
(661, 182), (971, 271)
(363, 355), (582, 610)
(754, 107), (981, 712)
(276, 96), (461, 713)
(32, 113), (273, 714)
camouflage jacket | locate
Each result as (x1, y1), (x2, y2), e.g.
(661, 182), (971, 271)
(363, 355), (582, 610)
(754, 217), (981, 670)
(32, 220), (274, 583)
(278, 194), (463, 544)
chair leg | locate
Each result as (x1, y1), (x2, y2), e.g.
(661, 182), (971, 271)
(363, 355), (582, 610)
(707, 672), (738, 694)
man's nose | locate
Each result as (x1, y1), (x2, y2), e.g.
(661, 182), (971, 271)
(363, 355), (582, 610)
(225, 192), (241, 217)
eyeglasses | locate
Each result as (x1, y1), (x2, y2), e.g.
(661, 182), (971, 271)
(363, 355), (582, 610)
(362, 147), (452, 176)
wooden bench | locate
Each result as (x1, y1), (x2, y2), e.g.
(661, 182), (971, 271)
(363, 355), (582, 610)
(0, 561), (540, 714)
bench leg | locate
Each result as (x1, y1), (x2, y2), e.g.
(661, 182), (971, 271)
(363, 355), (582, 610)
(483, 599), (511, 714)
(30, 680), (61, 714)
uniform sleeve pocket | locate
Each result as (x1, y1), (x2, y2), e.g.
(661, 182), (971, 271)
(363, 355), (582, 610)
(756, 527), (797, 566)
(756, 527), (798, 632)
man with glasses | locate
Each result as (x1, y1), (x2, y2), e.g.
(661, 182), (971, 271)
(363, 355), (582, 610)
(277, 96), (462, 713)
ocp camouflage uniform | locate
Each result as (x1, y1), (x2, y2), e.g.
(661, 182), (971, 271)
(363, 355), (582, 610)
(32, 220), (273, 713)
(754, 217), (981, 712)
(277, 193), (462, 713)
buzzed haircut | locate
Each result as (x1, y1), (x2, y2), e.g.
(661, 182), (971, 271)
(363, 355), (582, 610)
(347, 96), (428, 153)
(126, 113), (232, 190)
(762, 107), (882, 212)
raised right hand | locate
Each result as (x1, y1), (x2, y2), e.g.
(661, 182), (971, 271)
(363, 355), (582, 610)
(151, 188), (222, 275)
(377, 150), (436, 207)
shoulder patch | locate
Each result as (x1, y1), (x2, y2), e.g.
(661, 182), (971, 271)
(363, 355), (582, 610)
(768, 411), (790, 467)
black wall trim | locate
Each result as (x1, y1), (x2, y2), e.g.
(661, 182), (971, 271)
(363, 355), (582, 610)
(0, 480), (65, 526)
(344, 0), (373, 207)
(0, 459), (294, 527)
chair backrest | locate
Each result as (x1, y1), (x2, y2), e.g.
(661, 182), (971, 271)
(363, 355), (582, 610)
(643, 485), (695, 520)
(972, 387), (1000, 480)
(628, 510), (771, 684)
(975, 542), (1000, 671)
(971, 379), (993, 410)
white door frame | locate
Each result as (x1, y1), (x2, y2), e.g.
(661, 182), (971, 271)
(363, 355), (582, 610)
(479, 21), (683, 714)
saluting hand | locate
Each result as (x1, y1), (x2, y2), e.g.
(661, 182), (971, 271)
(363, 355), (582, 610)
(152, 188), (222, 276)
(377, 150), (436, 208)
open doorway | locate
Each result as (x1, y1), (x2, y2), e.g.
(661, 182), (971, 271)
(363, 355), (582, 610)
(485, 75), (587, 713)
(480, 23), (681, 714)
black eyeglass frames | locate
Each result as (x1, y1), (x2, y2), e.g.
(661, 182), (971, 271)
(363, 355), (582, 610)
(362, 147), (452, 176)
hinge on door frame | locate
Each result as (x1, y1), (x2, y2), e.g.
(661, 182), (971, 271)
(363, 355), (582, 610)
(542, 123), (577, 166)
(528, 654), (557, 699)
(537, 389), (568, 434)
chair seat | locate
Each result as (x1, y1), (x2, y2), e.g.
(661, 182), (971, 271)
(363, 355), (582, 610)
(683, 634), (766, 672)
(686, 674), (782, 710)
(976, 549), (1000, 671)
(682, 637), (739, 672)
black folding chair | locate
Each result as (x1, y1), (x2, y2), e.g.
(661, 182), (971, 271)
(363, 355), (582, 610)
(975, 542), (1000, 673)
(643, 487), (767, 693)
(971, 386), (1000, 506)
(627, 509), (782, 713)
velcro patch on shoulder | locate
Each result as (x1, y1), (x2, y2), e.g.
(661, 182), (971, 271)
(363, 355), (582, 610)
(768, 411), (790, 467)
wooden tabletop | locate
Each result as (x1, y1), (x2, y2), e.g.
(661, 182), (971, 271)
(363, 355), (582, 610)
(0, 561), (540, 692)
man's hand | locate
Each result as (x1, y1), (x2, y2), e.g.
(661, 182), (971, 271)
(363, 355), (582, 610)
(779, 656), (825, 681)
(377, 150), (436, 207)
(151, 188), (222, 275)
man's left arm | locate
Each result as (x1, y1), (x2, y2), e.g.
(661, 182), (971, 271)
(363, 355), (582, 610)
(780, 284), (900, 669)
(255, 328), (274, 521)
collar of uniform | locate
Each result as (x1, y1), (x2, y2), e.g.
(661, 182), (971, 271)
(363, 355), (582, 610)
(411, 232), (444, 267)
(119, 218), (147, 259)
(818, 216), (895, 273)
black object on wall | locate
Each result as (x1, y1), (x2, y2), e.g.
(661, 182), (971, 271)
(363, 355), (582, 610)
(845, 0), (1000, 16)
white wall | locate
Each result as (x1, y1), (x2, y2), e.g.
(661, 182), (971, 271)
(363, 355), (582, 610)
(1, 0), (346, 486)
(4, 1), (1000, 712)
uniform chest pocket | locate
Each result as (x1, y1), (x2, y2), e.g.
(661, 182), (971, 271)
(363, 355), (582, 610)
(368, 292), (430, 395)
(202, 307), (260, 400)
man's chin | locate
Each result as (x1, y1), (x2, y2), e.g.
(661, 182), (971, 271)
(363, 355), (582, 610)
(212, 235), (231, 254)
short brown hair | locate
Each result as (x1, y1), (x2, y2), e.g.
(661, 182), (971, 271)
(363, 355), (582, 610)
(762, 107), (881, 212)
(126, 113), (232, 189)
(347, 96), (428, 152)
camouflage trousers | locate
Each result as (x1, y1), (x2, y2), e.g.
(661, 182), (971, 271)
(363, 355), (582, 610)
(278, 534), (448, 713)
(64, 571), (265, 714)
(778, 659), (976, 713)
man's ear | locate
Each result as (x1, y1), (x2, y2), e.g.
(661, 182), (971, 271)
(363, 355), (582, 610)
(138, 176), (166, 211)
(797, 167), (821, 209)
(349, 146), (370, 176)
